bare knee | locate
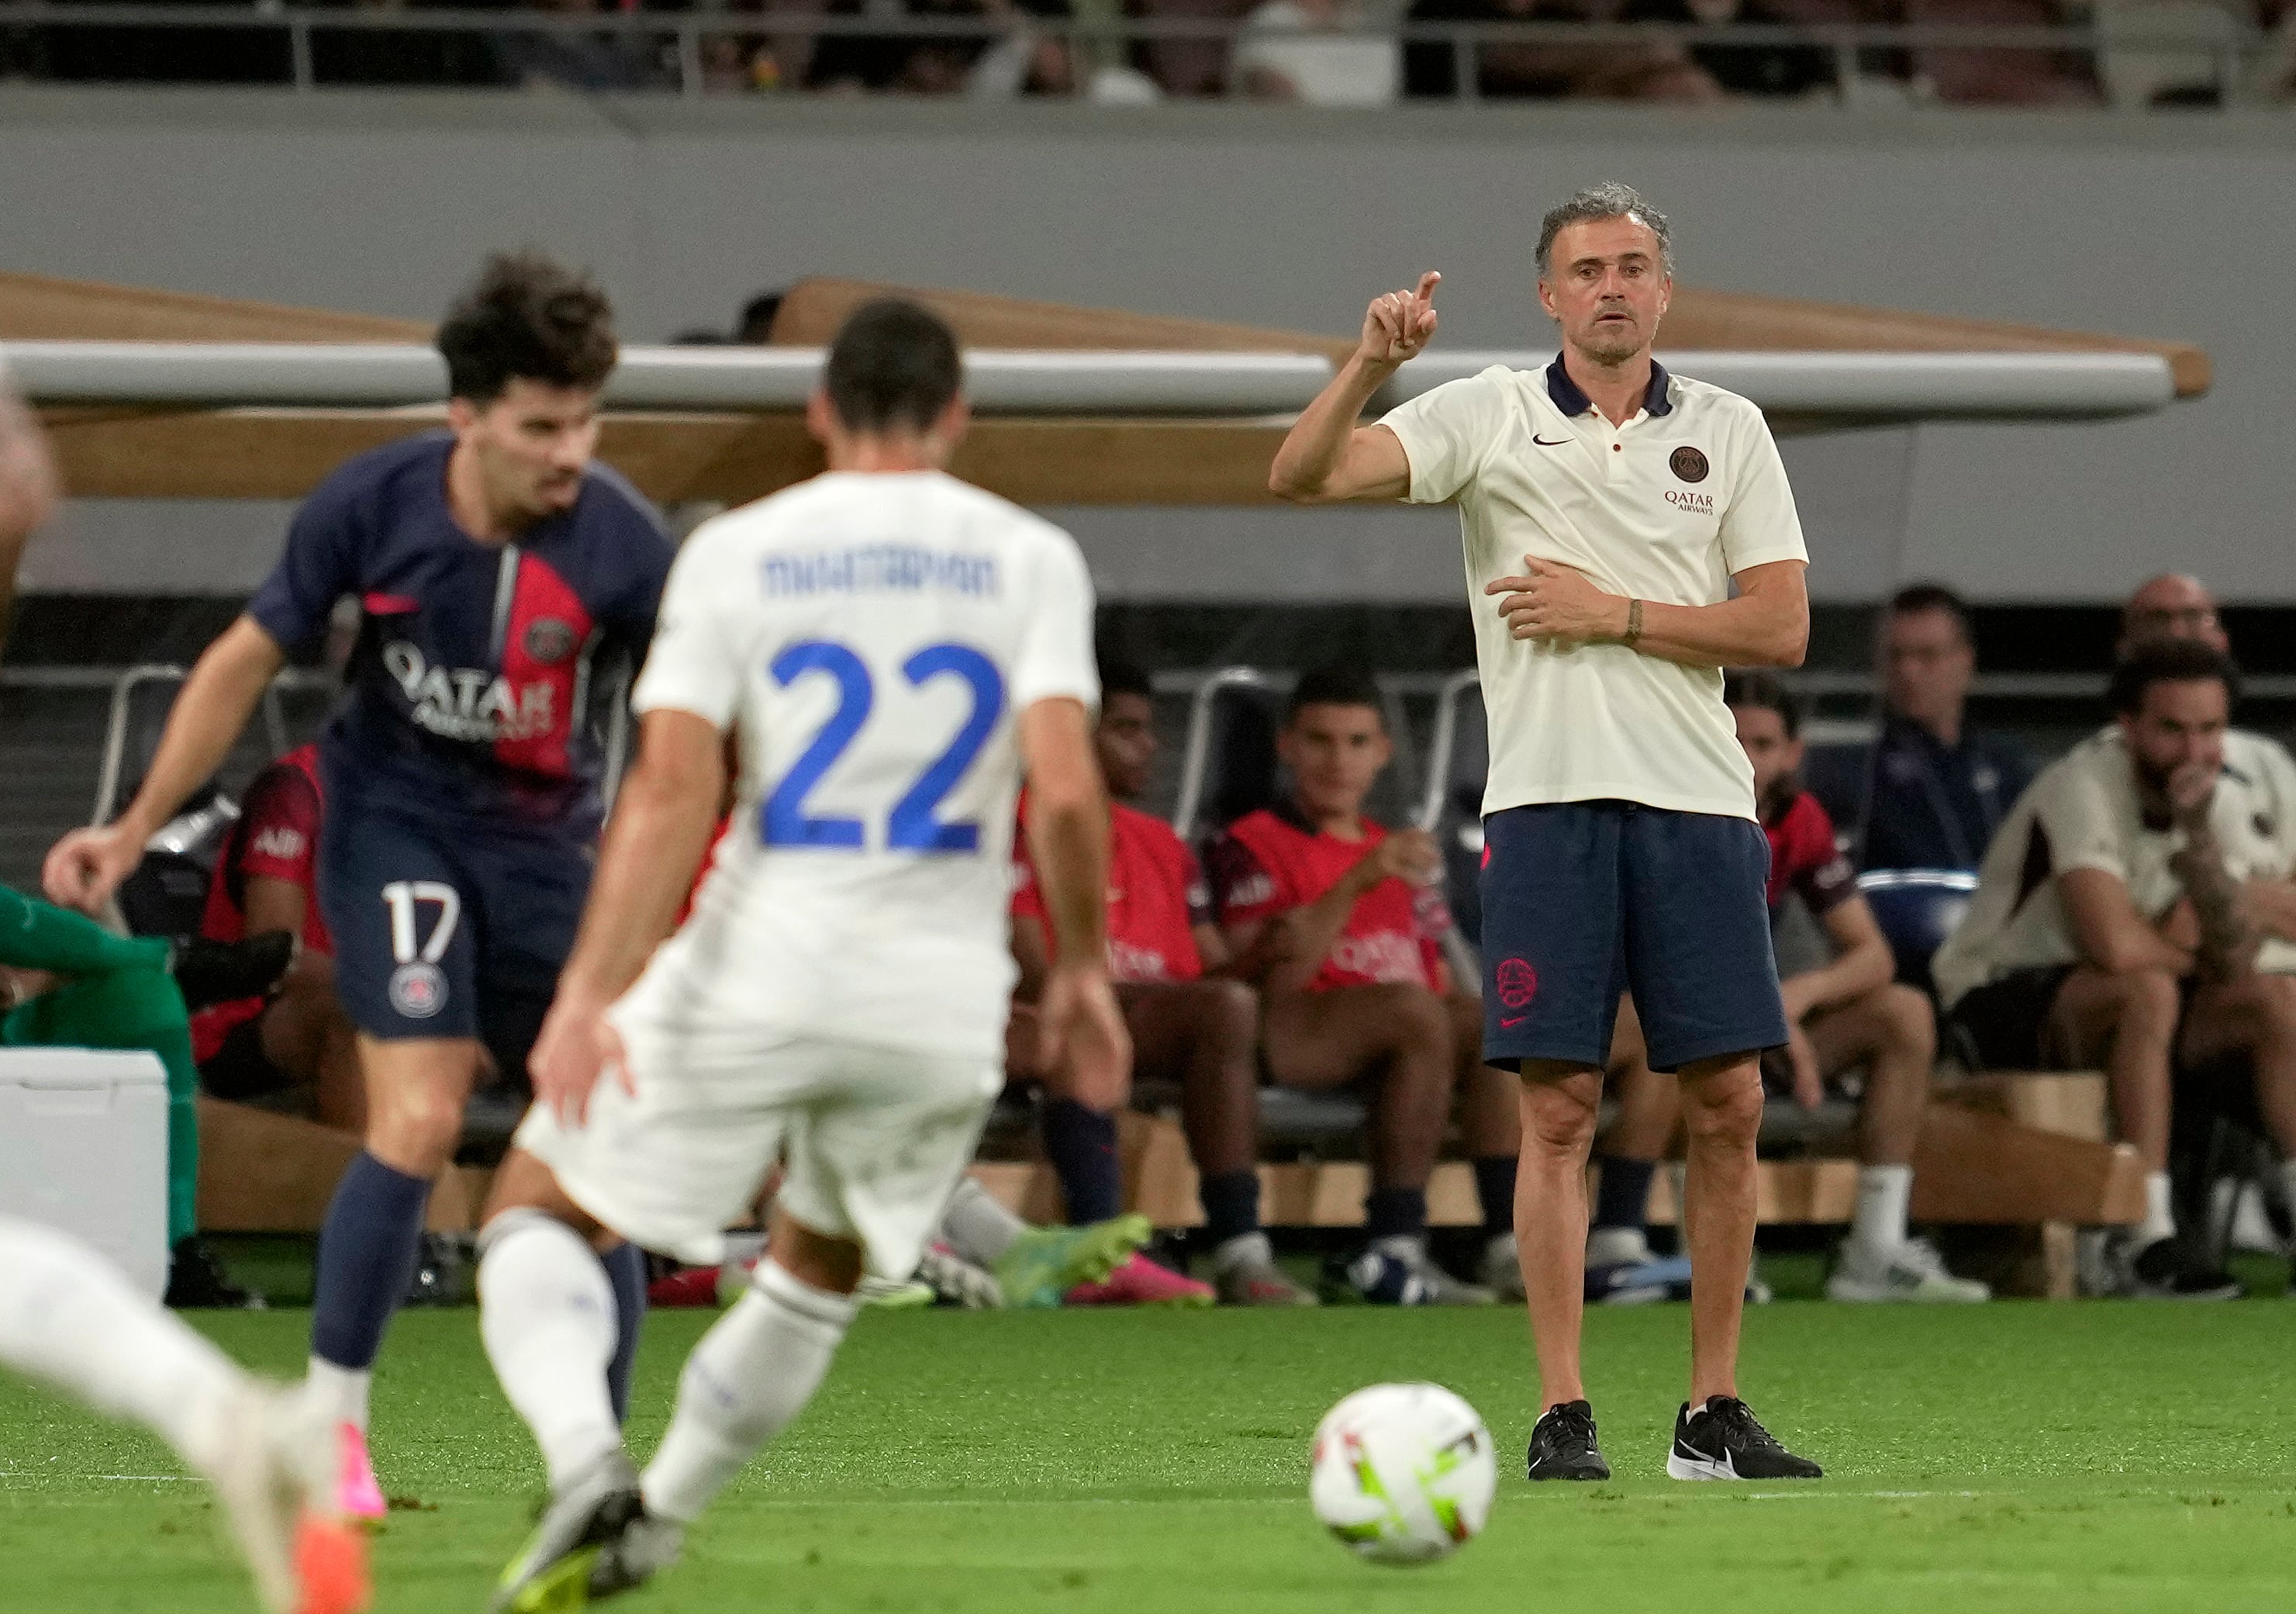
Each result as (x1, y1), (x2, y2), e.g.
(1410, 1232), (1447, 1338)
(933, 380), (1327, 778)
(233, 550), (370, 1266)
(1680, 1062), (1763, 1152)
(769, 1206), (865, 1295)
(1200, 977), (1260, 1050)
(1520, 1073), (1600, 1158)
(1875, 983), (1936, 1062)
(367, 1071), (473, 1174)
(482, 1149), (613, 1249)
(2113, 969), (2183, 1037)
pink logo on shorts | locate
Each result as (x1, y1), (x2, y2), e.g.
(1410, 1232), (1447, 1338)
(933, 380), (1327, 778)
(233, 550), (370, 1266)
(1494, 957), (1538, 1011)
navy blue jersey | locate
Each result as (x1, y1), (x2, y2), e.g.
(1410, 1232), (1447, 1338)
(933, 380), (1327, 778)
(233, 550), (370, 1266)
(247, 433), (673, 837)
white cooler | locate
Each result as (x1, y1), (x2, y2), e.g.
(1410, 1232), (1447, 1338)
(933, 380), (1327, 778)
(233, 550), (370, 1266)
(0, 1048), (171, 1298)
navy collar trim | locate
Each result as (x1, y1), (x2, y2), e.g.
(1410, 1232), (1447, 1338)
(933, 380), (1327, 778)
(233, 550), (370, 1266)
(1543, 353), (1673, 419)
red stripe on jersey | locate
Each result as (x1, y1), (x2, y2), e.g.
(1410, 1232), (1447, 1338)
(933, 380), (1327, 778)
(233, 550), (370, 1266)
(361, 592), (419, 614)
(491, 555), (595, 779)
(191, 745), (330, 1063)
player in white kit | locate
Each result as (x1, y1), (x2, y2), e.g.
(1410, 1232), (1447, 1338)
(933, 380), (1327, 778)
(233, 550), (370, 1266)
(475, 299), (1127, 1612)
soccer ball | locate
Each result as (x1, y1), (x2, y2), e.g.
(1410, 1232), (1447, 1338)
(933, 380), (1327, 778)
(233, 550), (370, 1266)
(1309, 1383), (1496, 1564)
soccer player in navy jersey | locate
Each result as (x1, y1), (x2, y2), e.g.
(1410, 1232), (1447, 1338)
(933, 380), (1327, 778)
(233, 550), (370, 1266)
(45, 252), (676, 1518)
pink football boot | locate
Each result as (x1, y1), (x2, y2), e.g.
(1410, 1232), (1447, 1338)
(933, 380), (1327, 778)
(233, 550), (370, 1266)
(335, 1423), (387, 1523)
(1065, 1251), (1214, 1307)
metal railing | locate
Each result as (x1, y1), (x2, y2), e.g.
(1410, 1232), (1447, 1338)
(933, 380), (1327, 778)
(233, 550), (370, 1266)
(0, 2), (2284, 104)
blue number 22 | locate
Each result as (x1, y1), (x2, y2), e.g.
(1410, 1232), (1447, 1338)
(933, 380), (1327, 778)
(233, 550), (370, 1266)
(760, 640), (1006, 854)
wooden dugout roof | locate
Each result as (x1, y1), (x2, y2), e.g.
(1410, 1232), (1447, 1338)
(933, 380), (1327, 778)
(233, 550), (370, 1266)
(0, 270), (2209, 508)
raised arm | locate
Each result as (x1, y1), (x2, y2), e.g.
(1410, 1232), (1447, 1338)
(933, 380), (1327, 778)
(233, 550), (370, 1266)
(1486, 556), (1809, 670)
(43, 615), (287, 913)
(1269, 272), (1439, 505)
(2163, 763), (2259, 980)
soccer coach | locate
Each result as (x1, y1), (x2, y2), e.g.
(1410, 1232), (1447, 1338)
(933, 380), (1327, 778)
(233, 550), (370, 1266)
(1271, 182), (1822, 1484)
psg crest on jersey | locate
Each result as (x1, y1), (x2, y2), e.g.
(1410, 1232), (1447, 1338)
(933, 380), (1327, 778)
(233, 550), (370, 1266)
(1494, 956), (1539, 1010)
(1669, 447), (1710, 484)
(524, 618), (578, 666)
(388, 962), (447, 1020)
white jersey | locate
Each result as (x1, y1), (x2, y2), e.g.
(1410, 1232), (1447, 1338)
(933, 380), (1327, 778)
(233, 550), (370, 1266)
(1381, 359), (1808, 821)
(1932, 726), (2296, 1007)
(621, 469), (1099, 1060)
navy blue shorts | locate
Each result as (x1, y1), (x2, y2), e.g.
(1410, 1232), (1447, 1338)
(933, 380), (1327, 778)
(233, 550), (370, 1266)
(316, 782), (591, 1078)
(1479, 800), (1787, 1074)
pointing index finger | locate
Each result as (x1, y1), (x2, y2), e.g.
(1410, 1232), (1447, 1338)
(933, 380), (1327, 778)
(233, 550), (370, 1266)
(1414, 271), (1442, 303)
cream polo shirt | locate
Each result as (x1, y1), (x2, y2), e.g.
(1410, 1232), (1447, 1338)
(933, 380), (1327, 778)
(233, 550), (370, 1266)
(1932, 726), (2296, 1007)
(1381, 358), (1808, 821)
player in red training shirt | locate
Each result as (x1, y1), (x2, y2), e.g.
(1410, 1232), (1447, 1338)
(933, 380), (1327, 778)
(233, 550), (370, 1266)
(1013, 660), (1313, 1306)
(1593, 673), (1987, 1304)
(1209, 665), (1521, 1306)
(192, 745), (364, 1131)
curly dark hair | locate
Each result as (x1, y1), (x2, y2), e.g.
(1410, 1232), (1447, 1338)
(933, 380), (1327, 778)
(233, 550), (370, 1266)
(2108, 636), (2240, 716)
(436, 251), (618, 405)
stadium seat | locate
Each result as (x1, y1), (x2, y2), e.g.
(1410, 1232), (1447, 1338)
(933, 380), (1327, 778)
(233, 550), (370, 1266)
(1417, 671), (1487, 959)
(1172, 666), (1284, 846)
(1856, 867), (1977, 996)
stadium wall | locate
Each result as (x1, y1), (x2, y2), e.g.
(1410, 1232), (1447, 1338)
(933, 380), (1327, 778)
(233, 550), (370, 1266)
(1, 92), (2290, 604)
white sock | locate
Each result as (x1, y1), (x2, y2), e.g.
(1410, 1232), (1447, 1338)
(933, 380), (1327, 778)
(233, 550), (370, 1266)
(0, 1216), (243, 1475)
(937, 1177), (1026, 1266)
(1849, 1164), (1914, 1255)
(1213, 1232), (1274, 1274)
(2142, 1171), (2177, 1246)
(303, 1357), (371, 1433)
(2276, 1161), (2296, 1231)
(641, 1261), (856, 1524)
(477, 1211), (623, 1491)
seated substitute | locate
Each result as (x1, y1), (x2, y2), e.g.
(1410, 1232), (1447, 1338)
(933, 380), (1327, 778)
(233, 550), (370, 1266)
(1594, 673), (1987, 1304)
(1802, 583), (2035, 873)
(192, 742), (365, 1132)
(1012, 658), (1314, 1306)
(1932, 638), (2296, 1298)
(1210, 665), (1521, 1307)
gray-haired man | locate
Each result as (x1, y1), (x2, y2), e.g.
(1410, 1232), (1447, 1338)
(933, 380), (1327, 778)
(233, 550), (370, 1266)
(1270, 181), (1822, 1484)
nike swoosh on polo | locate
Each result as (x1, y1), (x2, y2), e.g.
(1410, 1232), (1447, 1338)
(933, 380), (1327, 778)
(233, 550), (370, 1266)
(1531, 435), (1571, 447)
(1498, 1014), (1529, 1029)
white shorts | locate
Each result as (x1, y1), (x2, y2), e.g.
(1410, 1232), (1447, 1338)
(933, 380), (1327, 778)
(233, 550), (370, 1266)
(514, 1022), (1000, 1281)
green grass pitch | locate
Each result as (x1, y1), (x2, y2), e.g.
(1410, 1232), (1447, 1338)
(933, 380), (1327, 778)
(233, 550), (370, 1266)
(4, 1296), (2296, 1613)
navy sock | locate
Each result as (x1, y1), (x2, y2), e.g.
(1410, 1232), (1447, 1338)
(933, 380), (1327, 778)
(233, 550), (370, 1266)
(1365, 1186), (1428, 1242)
(1041, 1099), (1122, 1224)
(601, 1241), (647, 1426)
(309, 1152), (430, 1371)
(1591, 1154), (1659, 1234)
(1472, 1155), (1518, 1241)
(1199, 1170), (1262, 1246)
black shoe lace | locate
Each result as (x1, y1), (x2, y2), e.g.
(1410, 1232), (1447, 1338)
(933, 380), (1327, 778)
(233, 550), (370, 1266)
(1704, 1398), (1781, 1453)
(1540, 1401), (1597, 1454)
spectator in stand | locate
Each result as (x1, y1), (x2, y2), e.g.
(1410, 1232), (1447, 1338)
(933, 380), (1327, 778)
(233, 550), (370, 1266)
(1592, 675), (1987, 1304)
(1234, 0), (1400, 104)
(1805, 583), (2037, 872)
(191, 744), (364, 1134)
(1127, 0), (1258, 95)
(1402, 0), (1724, 99)
(1210, 665), (1522, 1305)
(1010, 660), (1314, 1305)
(497, 0), (672, 90)
(1932, 638), (2296, 1298)
(1618, 0), (1834, 94)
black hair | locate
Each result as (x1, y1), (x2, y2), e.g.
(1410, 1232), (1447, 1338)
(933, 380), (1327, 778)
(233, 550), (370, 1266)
(2108, 636), (2241, 716)
(435, 251), (618, 405)
(823, 298), (962, 434)
(1885, 582), (1973, 645)
(1722, 669), (1801, 740)
(737, 289), (785, 344)
(1286, 665), (1386, 723)
(1097, 656), (1153, 703)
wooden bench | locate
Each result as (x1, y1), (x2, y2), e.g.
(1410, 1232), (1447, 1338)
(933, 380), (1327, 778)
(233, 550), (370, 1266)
(195, 1071), (2142, 1298)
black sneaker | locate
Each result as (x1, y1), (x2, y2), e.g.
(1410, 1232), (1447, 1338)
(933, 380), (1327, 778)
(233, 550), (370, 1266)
(164, 1236), (266, 1310)
(1526, 1399), (1611, 1481)
(1667, 1398), (1821, 1481)
(170, 930), (298, 1012)
(2129, 1238), (2243, 1301)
